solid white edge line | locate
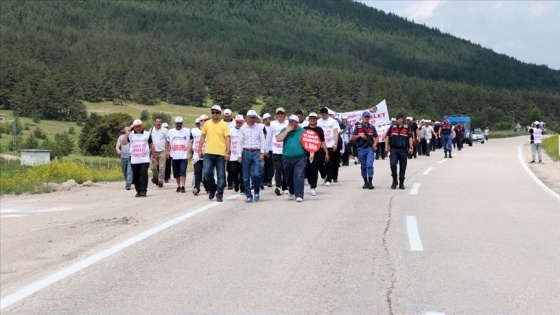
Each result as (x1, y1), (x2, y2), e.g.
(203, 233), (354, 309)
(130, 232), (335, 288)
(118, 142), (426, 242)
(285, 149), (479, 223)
(426, 312), (445, 315)
(0, 215), (27, 218)
(517, 144), (560, 202)
(410, 183), (421, 195)
(422, 167), (434, 175)
(406, 216), (424, 251)
(0, 195), (239, 310)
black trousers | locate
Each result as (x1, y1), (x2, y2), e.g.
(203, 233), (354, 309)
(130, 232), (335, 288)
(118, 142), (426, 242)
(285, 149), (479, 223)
(306, 153), (325, 189)
(421, 139), (430, 156)
(131, 162), (149, 194)
(376, 142), (386, 159)
(272, 153), (287, 190)
(193, 160), (203, 190)
(390, 147), (408, 179)
(320, 148), (339, 182)
(227, 160), (243, 190)
(263, 151), (274, 184)
(341, 144), (350, 165)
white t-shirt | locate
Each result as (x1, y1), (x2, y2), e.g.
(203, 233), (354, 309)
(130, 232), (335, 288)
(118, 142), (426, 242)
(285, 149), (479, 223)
(317, 117), (340, 148)
(128, 131), (151, 164)
(150, 127), (168, 152)
(532, 128), (543, 144)
(167, 128), (192, 160)
(267, 120), (288, 154)
(191, 127), (205, 161)
(229, 127), (242, 161)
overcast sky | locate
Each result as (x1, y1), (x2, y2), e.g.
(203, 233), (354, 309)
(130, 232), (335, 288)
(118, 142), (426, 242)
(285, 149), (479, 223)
(358, 1), (560, 70)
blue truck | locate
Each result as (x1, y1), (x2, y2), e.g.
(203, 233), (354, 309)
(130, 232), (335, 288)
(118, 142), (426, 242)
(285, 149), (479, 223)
(448, 116), (473, 146)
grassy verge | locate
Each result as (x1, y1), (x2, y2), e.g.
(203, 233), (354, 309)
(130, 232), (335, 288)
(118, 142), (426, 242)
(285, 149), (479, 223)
(542, 135), (559, 162)
(0, 158), (122, 195)
(489, 131), (526, 139)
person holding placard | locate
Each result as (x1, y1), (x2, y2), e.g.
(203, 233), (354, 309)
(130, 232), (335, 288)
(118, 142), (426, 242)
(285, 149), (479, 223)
(304, 112), (329, 196)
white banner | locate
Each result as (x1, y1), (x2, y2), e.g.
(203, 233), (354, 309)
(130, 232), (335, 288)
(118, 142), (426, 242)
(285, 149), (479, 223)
(329, 99), (391, 128)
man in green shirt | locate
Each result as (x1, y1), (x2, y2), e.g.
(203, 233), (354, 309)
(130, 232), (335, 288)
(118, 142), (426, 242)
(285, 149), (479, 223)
(276, 114), (310, 202)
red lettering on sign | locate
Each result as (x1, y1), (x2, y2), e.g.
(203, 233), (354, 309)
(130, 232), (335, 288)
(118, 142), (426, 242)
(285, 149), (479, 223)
(301, 129), (320, 153)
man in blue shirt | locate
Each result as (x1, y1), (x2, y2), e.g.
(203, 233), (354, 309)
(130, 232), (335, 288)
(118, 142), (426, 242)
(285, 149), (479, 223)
(351, 111), (378, 190)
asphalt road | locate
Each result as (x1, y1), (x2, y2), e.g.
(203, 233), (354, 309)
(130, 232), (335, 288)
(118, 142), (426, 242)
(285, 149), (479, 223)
(1, 136), (559, 314)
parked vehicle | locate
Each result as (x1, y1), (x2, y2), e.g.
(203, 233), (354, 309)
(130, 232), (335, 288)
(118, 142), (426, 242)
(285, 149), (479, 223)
(471, 128), (484, 143)
(448, 116), (472, 146)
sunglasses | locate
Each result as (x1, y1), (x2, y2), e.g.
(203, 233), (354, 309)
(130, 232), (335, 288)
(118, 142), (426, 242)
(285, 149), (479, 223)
(276, 112), (285, 115)
(175, 123), (182, 125)
(211, 111), (220, 115)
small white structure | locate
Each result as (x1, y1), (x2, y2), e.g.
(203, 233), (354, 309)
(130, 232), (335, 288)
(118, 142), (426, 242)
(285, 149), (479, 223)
(20, 149), (51, 166)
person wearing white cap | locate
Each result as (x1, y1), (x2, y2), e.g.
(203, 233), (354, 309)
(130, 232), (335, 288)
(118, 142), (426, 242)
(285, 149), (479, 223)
(276, 114), (309, 202)
(227, 114), (246, 192)
(149, 116), (169, 188)
(223, 108), (235, 128)
(304, 112), (329, 196)
(238, 110), (266, 202)
(340, 115), (351, 166)
(266, 107), (289, 195)
(529, 121), (543, 163)
(161, 122), (172, 184)
(197, 105), (230, 202)
(261, 113), (274, 187)
(122, 119), (153, 197)
(165, 117), (193, 193)
(406, 116), (419, 159)
(191, 115), (208, 195)
(115, 125), (133, 190)
(317, 107), (340, 187)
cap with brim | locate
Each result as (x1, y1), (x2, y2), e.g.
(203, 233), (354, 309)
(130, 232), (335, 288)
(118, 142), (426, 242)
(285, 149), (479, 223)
(199, 114), (209, 121)
(362, 111), (371, 117)
(288, 114), (299, 121)
(341, 115), (348, 120)
(162, 123), (169, 128)
(133, 119), (142, 126)
(395, 113), (404, 119)
(195, 118), (200, 124)
(533, 121), (540, 125)
(234, 115), (245, 122)
(211, 105), (222, 112)
(308, 112), (318, 118)
(263, 113), (272, 120)
(174, 116), (183, 123)
(224, 109), (232, 115)
(406, 116), (413, 120)
(443, 115), (449, 119)
(276, 107), (285, 114)
(246, 110), (258, 118)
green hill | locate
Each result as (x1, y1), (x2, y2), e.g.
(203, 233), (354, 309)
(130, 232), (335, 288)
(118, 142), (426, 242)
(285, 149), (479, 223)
(0, 0), (558, 129)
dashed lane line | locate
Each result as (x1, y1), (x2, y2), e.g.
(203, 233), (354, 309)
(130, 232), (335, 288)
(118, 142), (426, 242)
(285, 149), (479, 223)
(410, 183), (421, 195)
(422, 167), (434, 175)
(406, 216), (424, 251)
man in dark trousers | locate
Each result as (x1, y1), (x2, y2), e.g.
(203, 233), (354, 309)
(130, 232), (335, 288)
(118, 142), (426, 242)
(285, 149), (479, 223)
(385, 113), (414, 190)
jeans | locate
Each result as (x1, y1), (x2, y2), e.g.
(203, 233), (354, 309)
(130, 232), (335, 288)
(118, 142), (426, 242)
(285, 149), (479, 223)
(121, 157), (132, 188)
(172, 159), (187, 178)
(358, 146), (374, 179)
(242, 150), (262, 198)
(283, 157), (307, 199)
(203, 154), (226, 198)
(531, 143), (542, 161)
(442, 134), (453, 153)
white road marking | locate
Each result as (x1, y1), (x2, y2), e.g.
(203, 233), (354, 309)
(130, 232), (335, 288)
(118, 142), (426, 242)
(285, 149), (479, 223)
(517, 144), (560, 202)
(0, 215), (27, 219)
(426, 312), (445, 315)
(0, 195), (240, 310)
(422, 167), (434, 175)
(410, 183), (421, 195)
(406, 216), (424, 251)
(0, 208), (72, 214)
(31, 223), (72, 231)
(438, 159), (447, 164)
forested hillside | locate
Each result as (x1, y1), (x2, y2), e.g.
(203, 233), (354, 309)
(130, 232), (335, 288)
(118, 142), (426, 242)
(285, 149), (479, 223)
(1, 0), (558, 128)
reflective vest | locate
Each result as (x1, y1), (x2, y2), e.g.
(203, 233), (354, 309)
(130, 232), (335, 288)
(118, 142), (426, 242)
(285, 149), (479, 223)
(441, 122), (452, 135)
(355, 122), (376, 148)
(389, 124), (410, 148)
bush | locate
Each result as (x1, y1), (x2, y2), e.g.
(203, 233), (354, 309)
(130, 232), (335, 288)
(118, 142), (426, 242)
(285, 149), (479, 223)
(34, 127), (45, 139)
(68, 126), (75, 134)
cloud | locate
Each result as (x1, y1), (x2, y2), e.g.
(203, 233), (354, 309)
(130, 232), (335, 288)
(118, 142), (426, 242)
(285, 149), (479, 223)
(401, 0), (446, 21)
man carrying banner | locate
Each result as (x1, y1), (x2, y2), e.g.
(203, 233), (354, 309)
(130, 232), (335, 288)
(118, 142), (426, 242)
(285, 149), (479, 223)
(351, 111), (378, 190)
(385, 113), (413, 190)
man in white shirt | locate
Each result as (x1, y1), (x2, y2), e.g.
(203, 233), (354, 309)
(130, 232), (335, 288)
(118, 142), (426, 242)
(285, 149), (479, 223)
(191, 115), (207, 195)
(238, 110), (266, 202)
(317, 107), (340, 187)
(223, 109), (235, 128)
(262, 113), (274, 187)
(421, 120), (435, 157)
(227, 115), (245, 192)
(265, 107), (289, 196)
(166, 116), (192, 193)
(149, 116), (168, 188)
(529, 121), (543, 163)
(122, 119), (153, 197)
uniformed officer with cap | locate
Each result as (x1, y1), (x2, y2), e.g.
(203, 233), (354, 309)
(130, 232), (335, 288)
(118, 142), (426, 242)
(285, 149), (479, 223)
(351, 111), (378, 189)
(385, 113), (413, 189)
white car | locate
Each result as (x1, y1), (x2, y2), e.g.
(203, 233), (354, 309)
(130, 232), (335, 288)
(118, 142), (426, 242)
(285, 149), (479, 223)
(471, 129), (484, 143)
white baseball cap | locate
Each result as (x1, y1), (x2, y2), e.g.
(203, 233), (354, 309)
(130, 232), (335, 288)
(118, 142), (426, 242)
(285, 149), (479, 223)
(199, 114), (209, 121)
(263, 113), (272, 120)
(406, 116), (413, 120)
(341, 115), (348, 120)
(533, 121), (540, 125)
(246, 110), (258, 117)
(133, 119), (142, 126)
(224, 109), (232, 116)
(308, 112), (318, 118)
(235, 115), (245, 122)
(288, 114), (299, 122)
(195, 118), (200, 124)
(174, 116), (183, 123)
(162, 122), (169, 128)
(211, 104), (222, 112)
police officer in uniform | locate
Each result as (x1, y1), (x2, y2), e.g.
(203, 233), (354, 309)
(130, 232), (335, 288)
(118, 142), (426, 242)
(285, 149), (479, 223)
(351, 111), (378, 190)
(438, 115), (455, 158)
(385, 113), (413, 189)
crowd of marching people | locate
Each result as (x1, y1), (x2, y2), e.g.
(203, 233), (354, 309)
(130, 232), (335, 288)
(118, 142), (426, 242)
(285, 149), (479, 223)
(116, 106), (476, 200)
